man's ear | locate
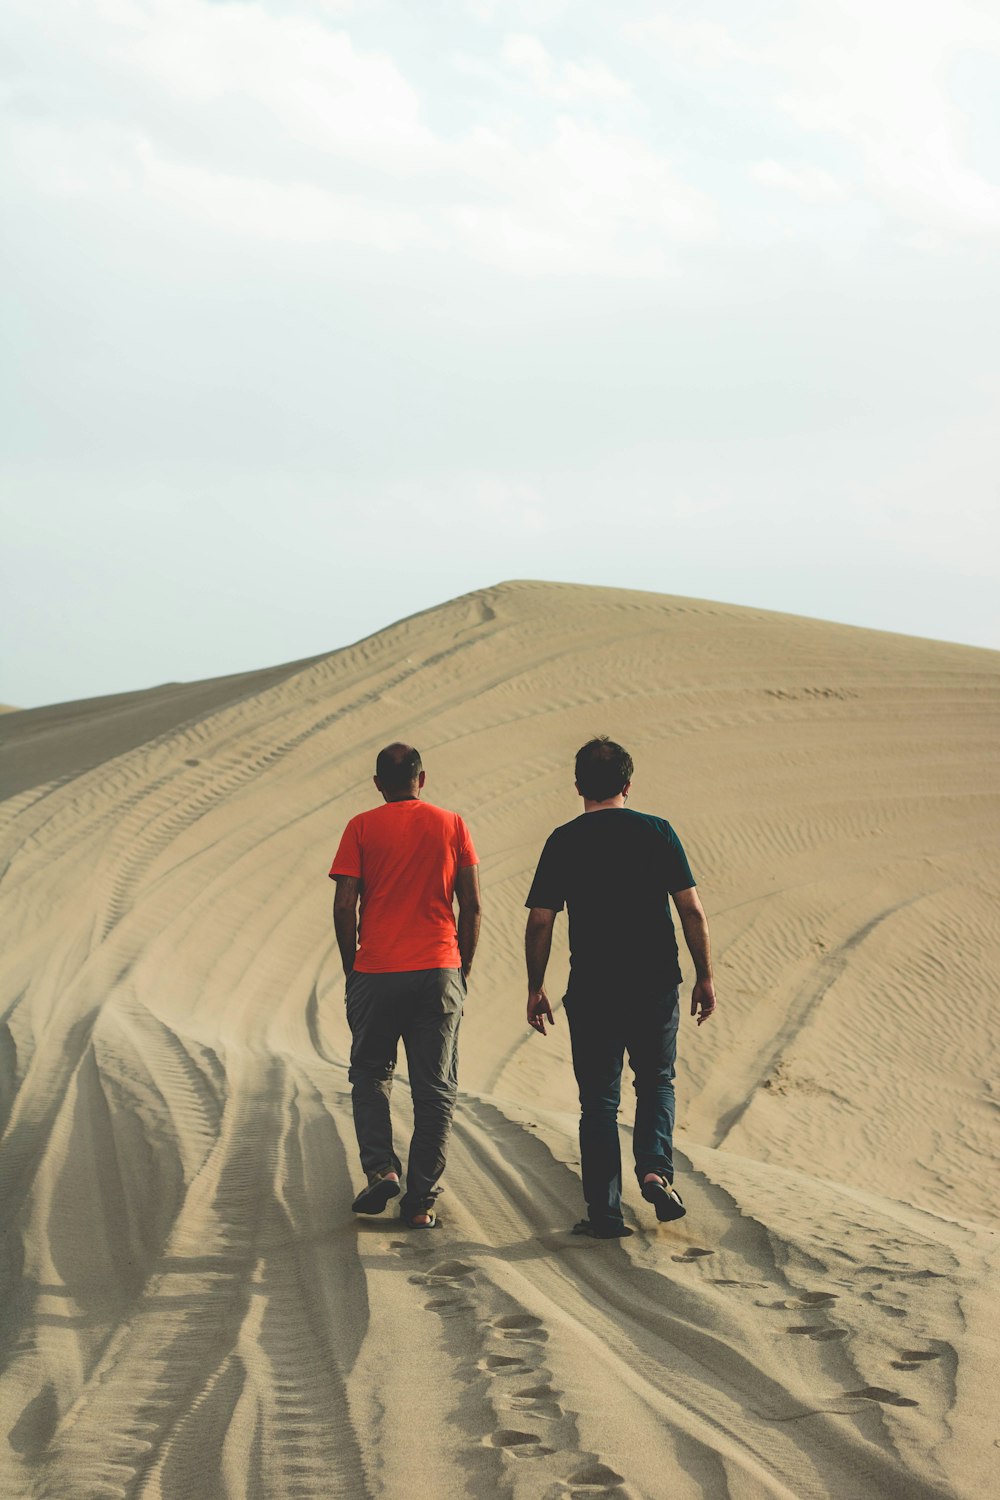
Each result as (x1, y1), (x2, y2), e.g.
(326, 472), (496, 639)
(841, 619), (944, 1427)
(622, 780), (632, 797)
(373, 776), (382, 793)
(417, 769), (427, 789)
(575, 780), (583, 799)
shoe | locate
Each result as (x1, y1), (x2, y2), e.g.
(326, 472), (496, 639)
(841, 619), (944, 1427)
(352, 1172), (401, 1215)
(641, 1176), (686, 1223)
(571, 1218), (633, 1240)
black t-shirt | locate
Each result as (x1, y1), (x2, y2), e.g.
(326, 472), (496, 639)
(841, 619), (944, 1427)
(525, 809), (695, 990)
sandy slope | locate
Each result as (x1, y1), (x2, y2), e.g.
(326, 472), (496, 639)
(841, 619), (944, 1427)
(1, 579), (998, 1500)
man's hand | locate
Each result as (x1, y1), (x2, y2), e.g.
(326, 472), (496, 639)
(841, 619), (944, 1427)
(527, 988), (555, 1035)
(691, 978), (717, 1026)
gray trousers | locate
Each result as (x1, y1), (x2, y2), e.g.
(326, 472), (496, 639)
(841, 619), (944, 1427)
(345, 967), (465, 1214)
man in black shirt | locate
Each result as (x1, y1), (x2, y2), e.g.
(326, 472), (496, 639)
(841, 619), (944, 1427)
(524, 737), (717, 1239)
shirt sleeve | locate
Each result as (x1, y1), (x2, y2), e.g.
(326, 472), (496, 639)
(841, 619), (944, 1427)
(456, 815), (479, 868)
(524, 832), (567, 911)
(329, 817), (362, 880)
(664, 822), (696, 892)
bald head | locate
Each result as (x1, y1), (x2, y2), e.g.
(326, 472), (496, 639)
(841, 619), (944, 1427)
(374, 742), (424, 800)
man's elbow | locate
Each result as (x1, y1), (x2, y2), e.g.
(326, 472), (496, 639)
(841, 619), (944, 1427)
(672, 887), (705, 919)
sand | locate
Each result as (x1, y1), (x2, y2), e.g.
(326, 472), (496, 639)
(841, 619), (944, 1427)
(1, 578), (998, 1500)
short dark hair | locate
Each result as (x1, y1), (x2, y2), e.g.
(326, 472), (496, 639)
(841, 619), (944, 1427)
(574, 736), (633, 801)
(375, 742), (423, 791)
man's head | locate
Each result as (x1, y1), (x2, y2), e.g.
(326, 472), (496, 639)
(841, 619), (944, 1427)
(574, 736), (633, 803)
(374, 742), (425, 801)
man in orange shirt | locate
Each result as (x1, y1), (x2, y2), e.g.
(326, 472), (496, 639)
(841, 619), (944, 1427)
(330, 743), (482, 1228)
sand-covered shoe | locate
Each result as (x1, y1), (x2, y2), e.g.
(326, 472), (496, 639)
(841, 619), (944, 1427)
(571, 1218), (633, 1240)
(352, 1172), (401, 1215)
(641, 1176), (686, 1222)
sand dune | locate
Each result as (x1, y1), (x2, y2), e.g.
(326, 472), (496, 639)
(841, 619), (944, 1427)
(1, 579), (998, 1499)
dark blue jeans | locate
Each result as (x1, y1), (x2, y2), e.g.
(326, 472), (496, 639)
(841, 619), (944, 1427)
(564, 982), (680, 1231)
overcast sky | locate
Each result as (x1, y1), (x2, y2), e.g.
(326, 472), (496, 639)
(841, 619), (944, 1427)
(3, 0), (999, 708)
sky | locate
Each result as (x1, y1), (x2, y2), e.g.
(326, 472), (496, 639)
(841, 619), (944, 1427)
(3, 0), (999, 708)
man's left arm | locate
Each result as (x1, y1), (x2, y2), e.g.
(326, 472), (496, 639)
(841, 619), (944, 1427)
(671, 886), (717, 1026)
(455, 864), (482, 979)
(333, 875), (360, 977)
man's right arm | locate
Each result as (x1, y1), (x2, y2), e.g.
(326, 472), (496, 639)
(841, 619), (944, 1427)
(333, 875), (360, 976)
(525, 908), (557, 1034)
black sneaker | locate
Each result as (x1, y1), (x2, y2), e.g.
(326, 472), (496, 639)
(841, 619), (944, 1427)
(571, 1218), (634, 1240)
(640, 1176), (686, 1222)
(351, 1172), (401, 1215)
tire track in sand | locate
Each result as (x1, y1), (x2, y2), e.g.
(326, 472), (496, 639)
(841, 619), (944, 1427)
(36, 1058), (369, 1500)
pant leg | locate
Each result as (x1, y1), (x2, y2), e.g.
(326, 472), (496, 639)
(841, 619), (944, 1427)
(399, 968), (465, 1213)
(625, 986), (681, 1185)
(346, 971), (404, 1179)
(565, 988), (626, 1229)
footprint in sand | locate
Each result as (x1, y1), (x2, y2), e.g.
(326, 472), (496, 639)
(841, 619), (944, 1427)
(410, 1259), (476, 1288)
(787, 1326), (848, 1341)
(671, 1247), (714, 1264)
(495, 1314), (548, 1344)
(425, 1296), (474, 1318)
(508, 1382), (564, 1420)
(846, 1386), (918, 1408)
(759, 1291), (838, 1310)
(515, 1383), (560, 1400)
(891, 1349), (941, 1370)
(391, 1238), (434, 1263)
(487, 1428), (553, 1458)
(429, 1259), (475, 1279)
(481, 1353), (532, 1373)
(713, 1278), (766, 1289)
(495, 1313), (543, 1330)
(566, 1459), (626, 1491)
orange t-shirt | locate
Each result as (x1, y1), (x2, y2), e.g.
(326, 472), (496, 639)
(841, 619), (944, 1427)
(329, 800), (478, 973)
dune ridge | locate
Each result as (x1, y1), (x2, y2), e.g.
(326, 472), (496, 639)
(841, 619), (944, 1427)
(1, 579), (998, 1499)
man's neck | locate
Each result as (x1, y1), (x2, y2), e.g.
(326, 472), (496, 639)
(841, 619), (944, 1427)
(382, 791), (421, 804)
(582, 795), (627, 813)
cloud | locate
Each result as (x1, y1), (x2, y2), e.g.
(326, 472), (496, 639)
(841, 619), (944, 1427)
(629, 14), (749, 69)
(463, 0), (570, 24)
(445, 116), (716, 275)
(769, 1), (1000, 238)
(637, 0), (1000, 243)
(500, 32), (632, 101)
(751, 159), (847, 203)
(4, 0), (714, 275)
(3, 0), (1000, 702)
(119, 0), (432, 159)
(138, 141), (438, 248)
